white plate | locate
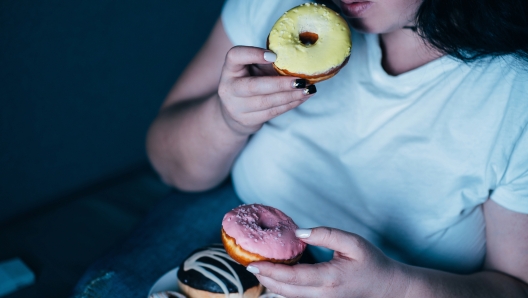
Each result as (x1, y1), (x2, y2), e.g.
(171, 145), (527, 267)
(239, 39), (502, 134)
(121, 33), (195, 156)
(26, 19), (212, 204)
(148, 267), (180, 296)
(148, 267), (285, 298)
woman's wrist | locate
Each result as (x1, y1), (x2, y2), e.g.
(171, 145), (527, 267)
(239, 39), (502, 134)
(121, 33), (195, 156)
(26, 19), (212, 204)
(381, 260), (413, 298)
(215, 93), (265, 138)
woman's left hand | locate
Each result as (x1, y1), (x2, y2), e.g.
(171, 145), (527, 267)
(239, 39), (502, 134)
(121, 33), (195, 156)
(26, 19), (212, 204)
(247, 227), (410, 298)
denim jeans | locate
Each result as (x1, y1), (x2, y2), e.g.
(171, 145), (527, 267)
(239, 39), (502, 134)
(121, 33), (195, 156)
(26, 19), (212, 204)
(71, 180), (243, 298)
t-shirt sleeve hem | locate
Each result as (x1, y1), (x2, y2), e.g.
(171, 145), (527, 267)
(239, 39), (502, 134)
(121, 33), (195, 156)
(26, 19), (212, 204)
(490, 188), (528, 214)
(221, 0), (250, 46)
(221, 6), (239, 46)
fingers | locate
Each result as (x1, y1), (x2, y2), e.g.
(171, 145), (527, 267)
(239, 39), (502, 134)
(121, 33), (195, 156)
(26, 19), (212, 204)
(217, 45), (319, 135)
(220, 86), (315, 127)
(256, 274), (321, 298)
(249, 63), (277, 77)
(247, 89), (311, 111)
(248, 262), (323, 287)
(296, 227), (365, 259)
(248, 99), (304, 123)
(223, 46), (276, 75)
(232, 76), (308, 97)
(225, 99), (304, 129)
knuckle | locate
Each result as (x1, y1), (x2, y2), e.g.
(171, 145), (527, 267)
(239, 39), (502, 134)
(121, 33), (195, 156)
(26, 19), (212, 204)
(322, 274), (339, 288)
(246, 77), (260, 94)
(274, 78), (286, 91)
(288, 91), (301, 102)
(231, 79), (243, 94)
(320, 265), (341, 288)
(223, 105), (237, 120)
(259, 95), (271, 109)
(283, 91), (302, 105)
(219, 98), (240, 121)
(354, 237), (368, 258)
(218, 83), (229, 99)
(280, 91), (293, 105)
(348, 233), (363, 248)
(280, 78), (290, 90)
(225, 46), (239, 64)
(271, 284), (286, 297)
(267, 107), (283, 118)
(236, 115), (252, 127)
(285, 273), (299, 285)
(320, 227), (336, 245)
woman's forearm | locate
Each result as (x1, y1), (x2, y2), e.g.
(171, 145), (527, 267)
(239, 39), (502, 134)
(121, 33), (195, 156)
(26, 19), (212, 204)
(403, 265), (528, 298)
(146, 93), (248, 191)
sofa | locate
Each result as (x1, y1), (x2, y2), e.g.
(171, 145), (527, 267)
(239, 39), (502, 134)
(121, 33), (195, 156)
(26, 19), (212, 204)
(0, 0), (224, 297)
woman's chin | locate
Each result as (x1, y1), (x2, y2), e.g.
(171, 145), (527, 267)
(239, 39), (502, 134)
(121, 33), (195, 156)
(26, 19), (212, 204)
(346, 18), (404, 35)
(347, 18), (381, 34)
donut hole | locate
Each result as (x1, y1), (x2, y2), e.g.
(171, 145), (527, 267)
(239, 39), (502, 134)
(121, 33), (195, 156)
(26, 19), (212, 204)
(257, 218), (278, 230)
(299, 32), (319, 46)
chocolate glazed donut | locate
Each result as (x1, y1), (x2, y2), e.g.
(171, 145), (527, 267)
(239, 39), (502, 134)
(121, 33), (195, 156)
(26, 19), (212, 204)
(177, 244), (264, 298)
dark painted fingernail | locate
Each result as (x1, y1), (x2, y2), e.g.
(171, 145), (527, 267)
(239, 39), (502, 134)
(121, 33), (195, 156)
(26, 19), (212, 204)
(292, 79), (307, 89)
(303, 85), (317, 95)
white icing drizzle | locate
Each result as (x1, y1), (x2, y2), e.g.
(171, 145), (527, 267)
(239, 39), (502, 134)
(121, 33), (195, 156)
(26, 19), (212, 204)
(259, 294), (286, 298)
(149, 291), (187, 298)
(183, 247), (244, 297)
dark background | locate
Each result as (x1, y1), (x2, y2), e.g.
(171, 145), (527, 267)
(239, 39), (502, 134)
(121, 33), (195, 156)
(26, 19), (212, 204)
(0, 0), (224, 297)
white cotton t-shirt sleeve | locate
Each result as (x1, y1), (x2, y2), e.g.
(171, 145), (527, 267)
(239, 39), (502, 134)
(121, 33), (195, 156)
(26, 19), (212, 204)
(492, 121), (528, 213)
(221, 0), (308, 48)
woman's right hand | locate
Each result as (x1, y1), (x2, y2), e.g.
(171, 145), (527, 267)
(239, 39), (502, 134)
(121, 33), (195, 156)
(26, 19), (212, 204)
(218, 46), (316, 136)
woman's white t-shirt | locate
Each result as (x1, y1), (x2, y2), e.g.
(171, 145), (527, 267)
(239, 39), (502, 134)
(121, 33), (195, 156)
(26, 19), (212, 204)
(222, 0), (528, 273)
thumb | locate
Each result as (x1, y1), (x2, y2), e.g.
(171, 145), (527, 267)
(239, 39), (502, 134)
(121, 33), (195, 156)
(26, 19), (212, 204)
(296, 227), (364, 259)
(223, 46), (276, 75)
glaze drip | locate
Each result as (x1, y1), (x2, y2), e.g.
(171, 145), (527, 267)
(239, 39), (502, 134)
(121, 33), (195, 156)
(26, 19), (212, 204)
(183, 247), (244, 297)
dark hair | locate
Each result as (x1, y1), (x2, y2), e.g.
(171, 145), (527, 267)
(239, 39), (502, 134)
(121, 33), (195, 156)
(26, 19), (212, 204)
(415, 0), (528, 63)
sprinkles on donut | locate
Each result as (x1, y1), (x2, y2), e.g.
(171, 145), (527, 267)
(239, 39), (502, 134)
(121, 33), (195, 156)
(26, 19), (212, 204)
(221, 204), (306, 267)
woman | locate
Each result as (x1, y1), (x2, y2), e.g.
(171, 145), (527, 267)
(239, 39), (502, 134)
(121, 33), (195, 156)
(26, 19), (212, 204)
(146, 0), (528, 296)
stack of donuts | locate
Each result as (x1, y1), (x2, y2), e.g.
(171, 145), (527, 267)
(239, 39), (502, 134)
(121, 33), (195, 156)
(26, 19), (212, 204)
(151, 203), (304, 298)
(175, 203), (305, 298)
(152, 2), (350, 296)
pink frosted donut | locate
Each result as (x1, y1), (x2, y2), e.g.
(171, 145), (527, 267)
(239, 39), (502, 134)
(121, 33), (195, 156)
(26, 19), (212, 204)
(221, 204), (306, 267)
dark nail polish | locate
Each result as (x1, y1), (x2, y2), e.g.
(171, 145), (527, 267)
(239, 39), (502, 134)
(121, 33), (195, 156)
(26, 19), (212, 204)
(292, 79), (307, 89)
(303, 85), (317, 95)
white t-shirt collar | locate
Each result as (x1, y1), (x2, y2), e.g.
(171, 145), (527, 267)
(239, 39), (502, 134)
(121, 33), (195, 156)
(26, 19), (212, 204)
(362, 33), (460, 94)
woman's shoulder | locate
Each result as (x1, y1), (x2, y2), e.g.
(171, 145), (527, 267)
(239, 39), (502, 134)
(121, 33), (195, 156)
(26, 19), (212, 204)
(458, 55), (528, 98)
(490, 56), (528, 101)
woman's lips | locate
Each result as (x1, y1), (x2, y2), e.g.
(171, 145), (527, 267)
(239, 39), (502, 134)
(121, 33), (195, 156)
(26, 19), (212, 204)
(340, 1), (373, 17)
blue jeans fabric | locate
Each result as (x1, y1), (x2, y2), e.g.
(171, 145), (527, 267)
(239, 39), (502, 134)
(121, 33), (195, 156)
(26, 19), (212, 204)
(71, 180), (243, 298)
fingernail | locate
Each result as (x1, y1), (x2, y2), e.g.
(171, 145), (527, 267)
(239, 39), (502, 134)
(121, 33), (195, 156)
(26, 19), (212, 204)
(295, 228), (312, 238)
(263, 51), (277, 62)
(303, 85), (317, 95)
(292, 79), (307, 89)
(246, 265), (260, 274)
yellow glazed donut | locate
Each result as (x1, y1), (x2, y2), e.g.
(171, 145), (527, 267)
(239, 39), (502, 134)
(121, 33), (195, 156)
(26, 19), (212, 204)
(268, 2), (352, 83)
